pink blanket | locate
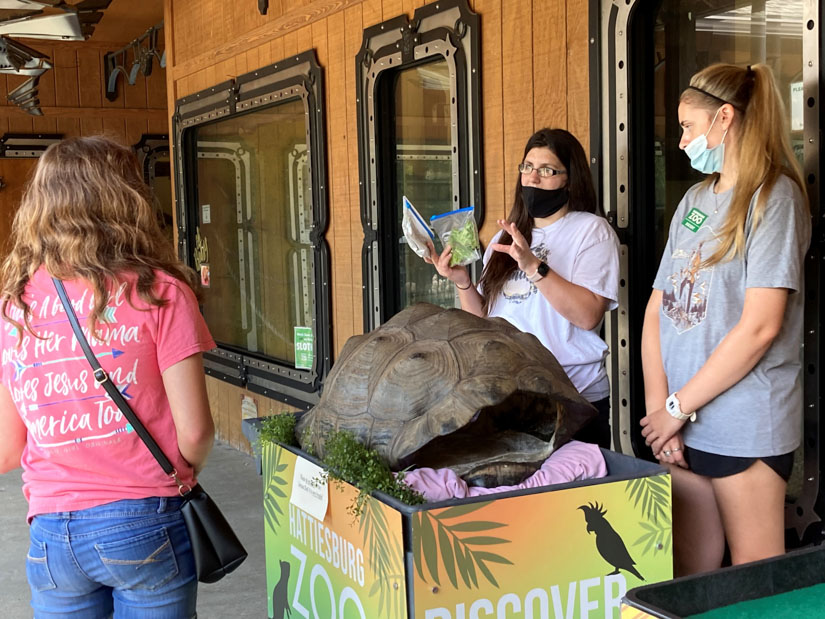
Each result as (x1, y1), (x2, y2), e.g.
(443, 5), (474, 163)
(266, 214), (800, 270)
(401, 440), (607, 501)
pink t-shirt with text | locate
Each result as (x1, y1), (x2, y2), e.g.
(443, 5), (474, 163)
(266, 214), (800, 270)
(0, 268), (215, 521)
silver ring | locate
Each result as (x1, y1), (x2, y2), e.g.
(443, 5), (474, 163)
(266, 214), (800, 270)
(672, 447), (681, 452)
(663, 450), (671, 456)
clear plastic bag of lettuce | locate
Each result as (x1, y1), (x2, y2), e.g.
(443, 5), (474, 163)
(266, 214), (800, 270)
(401, 196), (435, 258)
(429, 206), (481, 267)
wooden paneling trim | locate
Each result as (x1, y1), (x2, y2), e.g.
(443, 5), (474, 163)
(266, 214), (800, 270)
(171, 0), (362, 81)
(0, 107), (167, 121)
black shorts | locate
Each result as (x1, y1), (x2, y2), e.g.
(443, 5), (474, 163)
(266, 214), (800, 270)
(683, 446), (795, 482)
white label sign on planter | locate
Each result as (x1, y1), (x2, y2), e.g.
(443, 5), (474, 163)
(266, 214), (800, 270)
(289, 457), (329, 522)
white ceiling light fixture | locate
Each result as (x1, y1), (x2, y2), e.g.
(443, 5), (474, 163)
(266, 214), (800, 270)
(0, 0), (112, 114)
(0, 12), (82, 40)
(0, 1), (50, 10)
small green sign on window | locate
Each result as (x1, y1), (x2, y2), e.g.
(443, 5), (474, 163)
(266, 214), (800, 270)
(294, 326), (314, 370)
(681, 207), (708, 233)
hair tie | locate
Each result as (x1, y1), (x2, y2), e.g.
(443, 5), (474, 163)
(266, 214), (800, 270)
(746, 65), (755, 79)
(685, 85), (744, 112)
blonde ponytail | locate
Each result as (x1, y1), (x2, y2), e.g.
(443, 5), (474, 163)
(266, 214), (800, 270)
(680, 63), (807, 267)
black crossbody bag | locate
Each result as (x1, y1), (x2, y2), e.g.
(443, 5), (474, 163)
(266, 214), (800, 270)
(53, 278), (247, 584)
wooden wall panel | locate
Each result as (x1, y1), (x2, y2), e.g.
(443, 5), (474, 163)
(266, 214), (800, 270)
(533, 0), (567, 130)
(167, 0), (593, 441)
(344, 4), (364, 332)
(474, 0), (505, 246)
(0, 43), (166, 145)
(567, 1), (591, 152)
(501, 1), (534, 214)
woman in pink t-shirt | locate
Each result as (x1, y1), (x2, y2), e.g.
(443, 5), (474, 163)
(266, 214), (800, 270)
(0, 136), (215, 618)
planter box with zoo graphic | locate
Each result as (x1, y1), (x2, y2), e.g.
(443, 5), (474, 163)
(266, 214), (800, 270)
(262, 442), (672, 619)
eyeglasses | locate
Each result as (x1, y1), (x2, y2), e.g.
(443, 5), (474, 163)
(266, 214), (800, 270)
(518, 162), (566, 177)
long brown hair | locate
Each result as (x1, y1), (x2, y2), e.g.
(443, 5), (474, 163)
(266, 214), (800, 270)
(0, 136), (199, 341)
(681, 63), (807, 267)
(479, 128), (600, 315)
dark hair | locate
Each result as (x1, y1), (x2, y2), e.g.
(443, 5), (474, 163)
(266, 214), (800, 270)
(479, 128), (600, 315)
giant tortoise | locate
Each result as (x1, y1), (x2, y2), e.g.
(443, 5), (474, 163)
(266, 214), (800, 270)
(297, 303), (597, 487)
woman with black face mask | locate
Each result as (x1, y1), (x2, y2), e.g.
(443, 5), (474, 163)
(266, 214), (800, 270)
(426, 128), (619, 448)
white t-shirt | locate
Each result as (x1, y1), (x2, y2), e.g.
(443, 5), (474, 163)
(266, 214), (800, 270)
(484, 210), (619, 401)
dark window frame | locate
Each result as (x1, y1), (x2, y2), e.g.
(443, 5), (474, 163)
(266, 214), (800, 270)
(172, 50), (331, 409)
(133, 133), (169, 185)
(0, 133), (62, 157)
(356, 0), (482, 329)
(594, 0), (824, 544)
(133, 134), (172, 232)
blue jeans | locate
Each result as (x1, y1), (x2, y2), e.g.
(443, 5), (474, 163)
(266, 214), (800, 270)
(27, 496), (197, 618)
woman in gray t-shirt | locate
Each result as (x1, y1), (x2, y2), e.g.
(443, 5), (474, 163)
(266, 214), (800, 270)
(640, 63), (811, 576)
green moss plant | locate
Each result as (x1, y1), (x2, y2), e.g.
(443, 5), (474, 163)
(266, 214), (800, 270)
(258, 413), (299, 449)
(258, 417), (425, 514)
(322, 430), (425, 516)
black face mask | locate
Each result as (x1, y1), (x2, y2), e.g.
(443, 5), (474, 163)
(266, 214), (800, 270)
(521, 185), (569, 219)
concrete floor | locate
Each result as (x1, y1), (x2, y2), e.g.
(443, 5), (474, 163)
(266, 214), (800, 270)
(0, 442), (267, 618)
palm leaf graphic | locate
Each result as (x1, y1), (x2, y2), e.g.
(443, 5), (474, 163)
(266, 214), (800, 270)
(412, 502), (512, 591)
(625, 474), (670, 525)
(632, 517), (673, 556)
(626, 474), (672, 556)
(359, 496), (405, 619)
(263, 443), (289, 534)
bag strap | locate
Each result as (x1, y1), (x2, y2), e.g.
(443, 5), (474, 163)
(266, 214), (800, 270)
(51, 277), (180, 481)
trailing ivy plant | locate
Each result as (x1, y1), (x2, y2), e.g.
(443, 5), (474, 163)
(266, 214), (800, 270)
(257, 418), (424, 515)
(321, 431), (425, 516)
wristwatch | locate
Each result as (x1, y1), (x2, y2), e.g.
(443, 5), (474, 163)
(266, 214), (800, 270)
(665, 392), (696, 422)
(526, 261), (550, 283)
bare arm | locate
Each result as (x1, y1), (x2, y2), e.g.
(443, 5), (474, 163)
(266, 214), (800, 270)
(492, 220), (608, 330)
(642, 287), (789, 454)
(0, 384), (26, 474)
(641, 290), (669, 410)
(162, 353), (215, 475)
(425, 241), (485, 317)
(530, 270), (609, 330)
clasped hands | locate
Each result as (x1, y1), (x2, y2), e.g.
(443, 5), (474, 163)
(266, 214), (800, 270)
(640, 407), (689, 468)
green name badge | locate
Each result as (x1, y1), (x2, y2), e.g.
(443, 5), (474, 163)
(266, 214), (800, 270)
(294, 326), (313, 370)
(682, 207), (708, 232)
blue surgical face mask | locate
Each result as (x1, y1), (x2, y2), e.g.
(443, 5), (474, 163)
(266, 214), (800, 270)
(684, 107), (728, 174)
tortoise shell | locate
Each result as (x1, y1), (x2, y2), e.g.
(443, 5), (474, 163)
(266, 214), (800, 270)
(296, 303), (596, 481)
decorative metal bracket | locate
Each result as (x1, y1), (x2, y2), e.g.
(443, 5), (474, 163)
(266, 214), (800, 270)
(0, 0), (112, 115)
(104, 21), (165, 102)
(258, 0), (268, 15)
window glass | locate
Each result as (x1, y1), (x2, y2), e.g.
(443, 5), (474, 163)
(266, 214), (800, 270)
(149, 155), (173, 243)
(652, 0), (803, 261)
(191, 98), (311, 366)
(392, 59), (455, 310)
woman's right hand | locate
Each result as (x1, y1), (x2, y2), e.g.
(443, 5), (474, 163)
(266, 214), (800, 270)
(424, 241), (472, 288)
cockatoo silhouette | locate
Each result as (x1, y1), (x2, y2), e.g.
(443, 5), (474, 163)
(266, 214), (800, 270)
(578, 501), (643, 580)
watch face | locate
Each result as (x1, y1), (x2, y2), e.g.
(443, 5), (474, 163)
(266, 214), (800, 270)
(537, 261), (550, 277)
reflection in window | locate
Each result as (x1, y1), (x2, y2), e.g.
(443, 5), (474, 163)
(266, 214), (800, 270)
(652, 0), (803, 261)
(358, 0), (482, 328)
(150, 155), (173, 242)
(190, 99), (312, 366)
(393, 60), (455, 309)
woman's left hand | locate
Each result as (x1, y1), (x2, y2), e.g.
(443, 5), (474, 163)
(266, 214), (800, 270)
(640, 406), (686, 455)
(654, 433), (688, 469)
(489, 219), (540, 274)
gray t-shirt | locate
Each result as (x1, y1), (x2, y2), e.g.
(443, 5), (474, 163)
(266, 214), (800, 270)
(653, 175), (811, 457)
